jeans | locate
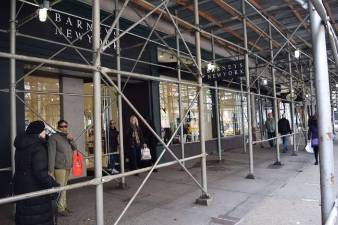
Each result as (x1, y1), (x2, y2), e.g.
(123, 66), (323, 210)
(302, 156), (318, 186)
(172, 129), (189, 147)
(267, 132), (275, 147)
(108, 153), (116, 170)
(54, 169), (70, 212)
(129, 146), (141, 170)
(282, 136), (289, 152)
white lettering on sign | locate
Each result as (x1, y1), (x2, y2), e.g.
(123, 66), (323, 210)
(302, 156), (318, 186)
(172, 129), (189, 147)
(52, 12), (116, 49)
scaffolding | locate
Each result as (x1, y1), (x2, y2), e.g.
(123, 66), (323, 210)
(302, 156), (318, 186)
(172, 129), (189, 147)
(0, 0), (337, 224)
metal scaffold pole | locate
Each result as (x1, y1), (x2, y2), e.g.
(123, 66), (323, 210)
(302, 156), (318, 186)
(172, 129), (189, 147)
(269, 23), (281, 166)
(288, 48), (297, 156)
(10, 0), (17, 177)
(116, 0), (126, 188)
(309, 2), (335, 224)
(242, 0), (255, 179)
(194, 0), (212, 205)
(240, 77), (247, 153)
(93, 0), (104, 224)
(211, 30), (222, 161)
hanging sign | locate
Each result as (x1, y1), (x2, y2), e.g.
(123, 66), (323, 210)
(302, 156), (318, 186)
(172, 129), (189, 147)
(204, 60), (245, 81)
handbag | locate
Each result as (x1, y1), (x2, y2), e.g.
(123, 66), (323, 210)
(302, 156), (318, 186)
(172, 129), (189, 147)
(305, 141), (314, 153)
(141, 145), (152, 161)
(72, 151), (83, 177)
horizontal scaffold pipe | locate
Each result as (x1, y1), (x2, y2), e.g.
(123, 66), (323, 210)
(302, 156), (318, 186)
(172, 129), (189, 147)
(0, 154), (203, 205)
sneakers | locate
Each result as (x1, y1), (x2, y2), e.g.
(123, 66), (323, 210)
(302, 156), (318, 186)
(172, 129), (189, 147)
(107, 168), (119, 175)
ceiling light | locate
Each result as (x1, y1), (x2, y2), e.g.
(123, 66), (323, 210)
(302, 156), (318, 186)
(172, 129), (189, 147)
(294, 49), (300, 59)
(262, 79), (268, 86)
(38, 1), (49, 22)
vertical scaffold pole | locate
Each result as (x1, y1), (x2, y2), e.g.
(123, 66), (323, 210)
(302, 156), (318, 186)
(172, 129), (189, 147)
(242, 0), (254, 179)
(10, 0), (16, 177)
(269, 22), (281, 165)
(211, 30), (222, 161)
(309, 59), (315, 115)
(116, 0), (126, 188)
(93, 1), (104, 224)
(309, 2), (335, 224)
(176, 10), (185, 167)
(240, 77), (247, 153)
(194, 0), (212, 205)
(288, 48), (297, 156)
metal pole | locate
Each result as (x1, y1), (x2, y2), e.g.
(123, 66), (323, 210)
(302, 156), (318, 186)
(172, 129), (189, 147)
(242, 0), (254, 179)
(309, 59), (315, 115)
(240, 78), (247, 153)
(92, 1), (104, 224)
(211, 30), (222, 161)
(116, 0), (126, 188)
(176, 10), (185, 167)
(309, 2), (335, 224)
(10, 0), (16, 177)
(269, 22), (281, 165)
(288, 48), (297, 156)
(194, 0), (211, 204)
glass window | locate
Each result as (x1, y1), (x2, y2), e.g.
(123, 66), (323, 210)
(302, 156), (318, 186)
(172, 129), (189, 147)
(218, 90), (246, 136)
(24, 76), (60, 132)
(159, 82), (213, 143)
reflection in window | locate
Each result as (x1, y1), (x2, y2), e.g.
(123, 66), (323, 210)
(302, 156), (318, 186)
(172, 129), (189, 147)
(24, 76), (60, 132)
(159, 82), (213, 143)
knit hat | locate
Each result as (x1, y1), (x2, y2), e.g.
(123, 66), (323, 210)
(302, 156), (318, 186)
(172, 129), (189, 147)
(26, 120), (45, 135)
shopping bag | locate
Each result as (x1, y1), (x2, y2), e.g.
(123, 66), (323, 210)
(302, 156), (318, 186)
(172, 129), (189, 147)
(72, 151), (83, 177)
(305, 142), (314, 153)
(141, 146), (152, 161)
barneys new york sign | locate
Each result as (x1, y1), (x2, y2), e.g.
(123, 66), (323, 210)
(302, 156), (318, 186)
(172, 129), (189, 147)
(203, 60), (245, 82)
(52, 12), (116, 49)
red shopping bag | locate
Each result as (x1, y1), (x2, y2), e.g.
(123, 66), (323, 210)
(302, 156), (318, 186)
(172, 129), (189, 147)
(72, 151), (83, 177)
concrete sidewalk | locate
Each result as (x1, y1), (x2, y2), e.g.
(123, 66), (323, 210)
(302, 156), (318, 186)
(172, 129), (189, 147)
(0, 144), (336, 225)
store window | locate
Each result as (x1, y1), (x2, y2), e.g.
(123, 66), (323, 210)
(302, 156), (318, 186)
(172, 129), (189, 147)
(159, 82), (213, 143)
(218, 90), (245, 136)
(24, 76), (60, 132)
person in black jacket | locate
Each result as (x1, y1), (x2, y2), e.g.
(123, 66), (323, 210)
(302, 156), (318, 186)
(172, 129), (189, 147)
(108, 120), (119, 174)
(125, 115), (145, 171)
(14, 120), (59, 225)
(278, 115), (292, 153)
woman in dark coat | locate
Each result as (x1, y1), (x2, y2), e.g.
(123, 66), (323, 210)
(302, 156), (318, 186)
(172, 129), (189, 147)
(125, 115), (145, 171)
(14, 120), (59, 225)
(308, 115), (319, 165)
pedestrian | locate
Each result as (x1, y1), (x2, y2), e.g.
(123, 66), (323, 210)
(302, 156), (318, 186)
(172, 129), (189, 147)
(48, 119), (77, 217)
(14, 120), (59, 225)
(278, 114), (292, 153)
(308, 115), (319, 165)
(108, 120), (119, 174)
(265, 112), (276, 147)
(126, 115), (145, 172)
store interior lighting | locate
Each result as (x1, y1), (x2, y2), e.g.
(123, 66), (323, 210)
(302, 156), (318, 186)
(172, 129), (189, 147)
(294, 49), (300, 59)
(262, 79), (268, 86)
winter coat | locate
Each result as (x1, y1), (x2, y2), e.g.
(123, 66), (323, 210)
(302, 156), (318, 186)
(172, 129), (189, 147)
(14, 134), (59, 225)
(125, 126), (145, 149)
(308, 118), (319, 147)
(48, 132), (77, 173)
(278, 118), (292, 135)
(108, 127), (119, 152)
(265, 118), (276, 133)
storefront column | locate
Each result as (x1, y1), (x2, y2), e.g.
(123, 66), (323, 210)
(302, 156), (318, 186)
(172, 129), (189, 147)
(194, 0), (212, 205)
(92, 0), (104, 224)
(309, 2), (335, 223)
(9, 0), (16, 176)
(242, 0), (255, 179)
(288, 48), (297, 156)
(116, 1), (126, 188)
(269, 22), (281, 165)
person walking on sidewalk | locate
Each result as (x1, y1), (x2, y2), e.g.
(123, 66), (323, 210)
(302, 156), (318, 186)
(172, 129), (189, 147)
(265, 112), (276, 148)
(14, 120), (59, 225)
(108, 120), (119, 174)
(48, 119), (77, 217)
(308, 115), (319, 165)
(278, 115), (292, 153)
